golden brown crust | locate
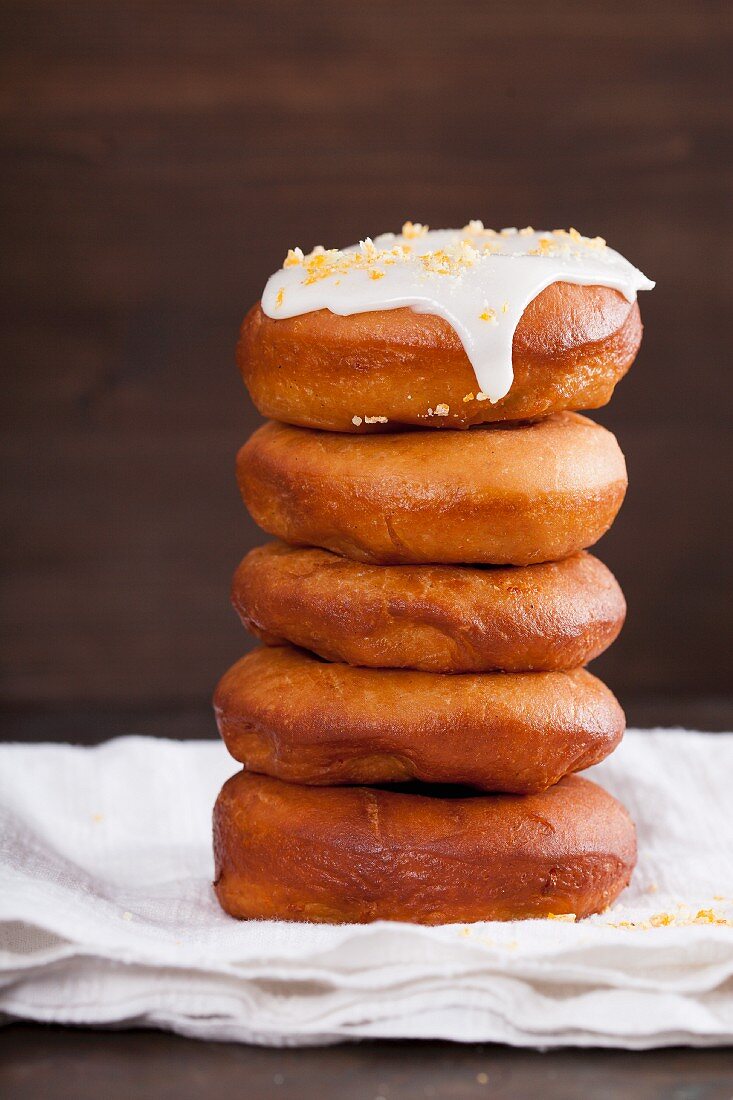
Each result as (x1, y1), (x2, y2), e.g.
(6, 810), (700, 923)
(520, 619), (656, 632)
(233, 543), (626, 672)
(236, 413), (627, 566)
(213, 771), (637, 923)
(214, 645), (625, 793)
(237, 284), (643, 432)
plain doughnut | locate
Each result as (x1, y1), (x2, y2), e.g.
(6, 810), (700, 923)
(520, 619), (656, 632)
(214, 645), (625, 794)
(232, 543), (626, 672)
(236, 412), (627, 566)
(213, 771), (637, 923)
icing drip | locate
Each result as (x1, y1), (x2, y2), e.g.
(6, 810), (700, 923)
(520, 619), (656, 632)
(261, 223), (654, 403)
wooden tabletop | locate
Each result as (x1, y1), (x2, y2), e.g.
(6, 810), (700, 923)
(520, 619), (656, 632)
(2, 1025), (732, 1099)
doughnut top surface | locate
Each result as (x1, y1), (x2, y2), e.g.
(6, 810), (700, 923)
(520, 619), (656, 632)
(260, 222), (654, 403)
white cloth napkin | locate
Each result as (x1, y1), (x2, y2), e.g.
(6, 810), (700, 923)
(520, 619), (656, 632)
(0, 731), (731, 1049)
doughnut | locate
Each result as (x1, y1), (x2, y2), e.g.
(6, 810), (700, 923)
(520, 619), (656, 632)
(232, 544), (626, 673)
(239, 286), (643, 432)
(213, 771), (637, 923)
(236, 412), (627, 566)
(214, 645), (625, 793)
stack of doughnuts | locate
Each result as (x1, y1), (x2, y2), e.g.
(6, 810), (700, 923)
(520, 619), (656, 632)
(214, 223), (654, 925)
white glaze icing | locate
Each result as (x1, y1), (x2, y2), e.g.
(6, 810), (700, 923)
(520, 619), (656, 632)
(261, 223), (654, 403)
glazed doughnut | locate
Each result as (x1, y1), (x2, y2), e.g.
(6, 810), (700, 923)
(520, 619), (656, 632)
(214, 646), (625, 793)
(232, 544), (626, 673)
(213, 771), (637, 923)
(237, 413), (627, 566)
(239, 287), (642, 432)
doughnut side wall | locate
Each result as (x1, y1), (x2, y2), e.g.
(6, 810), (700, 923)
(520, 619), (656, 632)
(213, 772), (637, 924)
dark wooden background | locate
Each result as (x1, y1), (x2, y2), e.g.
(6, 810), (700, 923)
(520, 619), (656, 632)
(2, 0), (732, 742)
